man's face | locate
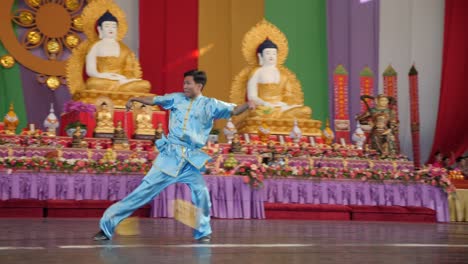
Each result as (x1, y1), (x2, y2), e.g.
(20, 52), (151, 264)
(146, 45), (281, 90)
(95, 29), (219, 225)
(183, 76), (202, 98)
(261, 48), (277, 66)
(98, 21), (117, 39)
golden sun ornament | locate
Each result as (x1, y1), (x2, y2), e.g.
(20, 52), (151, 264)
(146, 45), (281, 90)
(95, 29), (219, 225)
(0, 0), (88, 77)
(11, 0), (86, 60)
(0, 55), (16, 68)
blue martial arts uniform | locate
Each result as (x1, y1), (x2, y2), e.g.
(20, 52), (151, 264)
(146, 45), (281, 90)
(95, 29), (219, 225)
(99, 93), (236, 239)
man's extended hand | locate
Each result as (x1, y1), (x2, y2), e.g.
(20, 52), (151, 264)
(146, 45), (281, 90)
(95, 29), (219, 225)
(247, 100), (256, 110)
(125, 99), (134, 112)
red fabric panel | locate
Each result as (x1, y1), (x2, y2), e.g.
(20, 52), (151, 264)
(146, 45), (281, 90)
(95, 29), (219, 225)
(265, 210), (351, 220)
(429, 0), (468, 161)
(139, 0), (199, 95)
(60, 110), (167, 139)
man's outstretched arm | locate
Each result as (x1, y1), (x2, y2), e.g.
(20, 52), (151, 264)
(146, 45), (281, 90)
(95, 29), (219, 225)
(126, 96), (155, 111)
(232, 101), (256, 116)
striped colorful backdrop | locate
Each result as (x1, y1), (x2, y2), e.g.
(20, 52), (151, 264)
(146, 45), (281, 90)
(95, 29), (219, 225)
(1, 0), (466, 163)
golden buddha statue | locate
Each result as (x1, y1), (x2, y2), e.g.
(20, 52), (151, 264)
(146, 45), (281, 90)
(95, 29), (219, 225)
(155, 122), (164, 140)
(134, 104), (155, 136)
(3, 103), (19, 135)
(230, 20), (321, 136)
(94, 98), (115, 135)
(66, 0), (155, 108)
(72, 125), (85, 148)
(112, 121), (129, 150)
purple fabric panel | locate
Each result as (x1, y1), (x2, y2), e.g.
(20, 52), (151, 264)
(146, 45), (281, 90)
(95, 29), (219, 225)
(0, 172), (448, 222)
(19, 67), (71, 131)
(327, 0), (380, 132)
(262, 178), (449, 222)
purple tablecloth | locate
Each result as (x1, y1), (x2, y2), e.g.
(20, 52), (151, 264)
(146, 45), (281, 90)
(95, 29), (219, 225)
(0, 172), (449, 222)
(263, 178), (449, 222)
(0, 172), (265, 219)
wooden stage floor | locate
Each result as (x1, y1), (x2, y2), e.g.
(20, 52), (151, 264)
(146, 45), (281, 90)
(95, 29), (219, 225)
(0, 218), (467, 264)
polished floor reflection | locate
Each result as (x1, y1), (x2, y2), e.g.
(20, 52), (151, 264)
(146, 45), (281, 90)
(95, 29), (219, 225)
(0, 218), (467, 264)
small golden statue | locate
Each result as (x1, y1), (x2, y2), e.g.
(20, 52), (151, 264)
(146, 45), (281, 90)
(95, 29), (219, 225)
(101, 148), (117, 163)
(3, 103), (19, 135)
(322, 119), (334, 145)
(258, 123), (271, 143)
(112, 121), (129, 150)
(230, 19), (321, 136)
(155, 122), (164, 140)
(230, 133), (244, 154)
(356, 94), (398, 156)
(66, 0), (155, 107)
(94, 97), (115, 136)
(72, 126), (85, 148)
(133, 103), (155, 137)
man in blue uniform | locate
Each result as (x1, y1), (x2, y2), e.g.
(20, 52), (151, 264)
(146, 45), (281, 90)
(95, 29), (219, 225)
(93, 70), (255, 243)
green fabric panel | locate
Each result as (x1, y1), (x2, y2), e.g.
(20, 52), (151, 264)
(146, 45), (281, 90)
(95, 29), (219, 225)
(0, 25), (28, 133)
(265, 0), (329, 123)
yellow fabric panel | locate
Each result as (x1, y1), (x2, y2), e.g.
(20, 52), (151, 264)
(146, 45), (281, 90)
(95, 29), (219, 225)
(198, 0), (264, 141)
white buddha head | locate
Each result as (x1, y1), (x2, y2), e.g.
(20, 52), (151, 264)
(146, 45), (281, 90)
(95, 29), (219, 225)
(97, 11), (118, 40)
(257, 38), (278, 67)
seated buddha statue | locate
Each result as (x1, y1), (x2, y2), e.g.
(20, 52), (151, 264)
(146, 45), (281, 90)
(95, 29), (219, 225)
(95, 101), (115, 135)
(247, 39), (311, 119)
(134, 104), (155, 136)
(66, 0), (154, 107)
(85, 11), (150, 93)
(230, 20), (321, 136)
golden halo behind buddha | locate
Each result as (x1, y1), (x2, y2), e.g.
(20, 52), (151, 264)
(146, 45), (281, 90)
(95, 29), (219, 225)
(81, 0), (128, 42)
(242, 19), (288, 66)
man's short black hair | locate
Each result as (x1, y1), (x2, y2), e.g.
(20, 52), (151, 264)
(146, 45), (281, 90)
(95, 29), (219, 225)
(184, 70), (207, 89)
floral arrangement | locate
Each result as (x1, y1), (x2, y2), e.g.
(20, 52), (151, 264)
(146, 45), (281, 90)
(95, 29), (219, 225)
(235, 163), (265, 189)
(63, 100), (96, 114)
(224, 161), (455, 194)
(0, 156), (153, 174)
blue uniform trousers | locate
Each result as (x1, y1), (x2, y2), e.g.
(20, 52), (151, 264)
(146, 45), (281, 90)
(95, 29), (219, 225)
(99, 162), (212, 240)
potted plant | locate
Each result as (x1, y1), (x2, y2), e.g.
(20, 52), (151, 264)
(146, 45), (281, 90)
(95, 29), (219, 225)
(65, 121), (87, 137)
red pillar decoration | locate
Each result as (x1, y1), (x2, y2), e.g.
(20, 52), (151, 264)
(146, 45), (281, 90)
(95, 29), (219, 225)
(409, 65), (421, 168)
(333, 64), (350, 144)
(359, 66), (374, 112)
(383, 64), (400, 151)
(383, 65), (398, 114)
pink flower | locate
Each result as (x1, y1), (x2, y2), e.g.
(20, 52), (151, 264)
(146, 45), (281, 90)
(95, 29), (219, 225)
(361, 176), (367, 181)
(239, 168), (245, 173)
(431, 180), (437, 186)
(242, 176), (250, 183)
(77, 160), (86, 167)
(258, 174), (264, 181)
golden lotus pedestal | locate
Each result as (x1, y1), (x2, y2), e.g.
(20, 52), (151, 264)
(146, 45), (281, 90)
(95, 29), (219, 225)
(238, 118), (322, 137)
(73, 90), (156, 109)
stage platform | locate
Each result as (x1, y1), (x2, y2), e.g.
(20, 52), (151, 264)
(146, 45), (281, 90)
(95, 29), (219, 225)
(0, 218), (467, 264)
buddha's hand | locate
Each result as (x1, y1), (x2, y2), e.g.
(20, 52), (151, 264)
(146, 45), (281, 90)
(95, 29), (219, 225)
(118, 78), (141, 85)
(100, 72), (126, 81)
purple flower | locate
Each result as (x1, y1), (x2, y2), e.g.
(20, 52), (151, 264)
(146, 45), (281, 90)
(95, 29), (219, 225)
(64, 100), (96, 113)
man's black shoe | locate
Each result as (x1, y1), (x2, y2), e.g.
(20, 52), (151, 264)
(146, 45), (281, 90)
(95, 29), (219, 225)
(93, 230), (110, 241)
(197, 235), (211, 243)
